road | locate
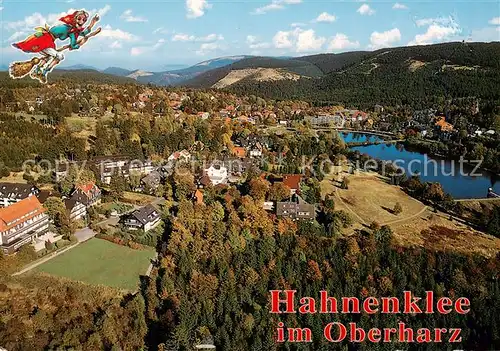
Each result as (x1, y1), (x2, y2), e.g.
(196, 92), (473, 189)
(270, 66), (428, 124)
(75, 227), (96, 242)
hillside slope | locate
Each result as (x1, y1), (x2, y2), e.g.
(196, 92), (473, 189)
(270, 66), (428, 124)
(298, 51), (370, 74)
(226, 42), (500, 108)
(0, 70), (137, 87)
(181, 56), (322, 88)
(212, 68), (302, 88)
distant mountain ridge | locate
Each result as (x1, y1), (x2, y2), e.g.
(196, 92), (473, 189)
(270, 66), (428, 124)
(59, 64), (100, 71)
(1, 56), (253, 86)
(122, 55), (255, 86)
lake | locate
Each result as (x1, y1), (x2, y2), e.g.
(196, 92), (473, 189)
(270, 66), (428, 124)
(340, 132), (500, 199)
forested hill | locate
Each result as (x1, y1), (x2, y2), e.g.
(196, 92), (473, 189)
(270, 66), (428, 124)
(0, 70), (137, 88)
(184, 42), (500, 108)
(298, 51), (371, 74)
(181, 56), (324, 88)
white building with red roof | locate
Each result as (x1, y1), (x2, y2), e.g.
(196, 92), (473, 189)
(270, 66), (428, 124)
(0, 196), (49, 254)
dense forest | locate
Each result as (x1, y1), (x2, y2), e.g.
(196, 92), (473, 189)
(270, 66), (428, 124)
(176, 42), (500, 109)
(142, 186), (500, 350)
(229, 63), (500, 109)
(0, 275), (147, 350)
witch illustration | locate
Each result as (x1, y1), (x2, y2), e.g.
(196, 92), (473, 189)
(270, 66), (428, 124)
(9, 10), (101, 83)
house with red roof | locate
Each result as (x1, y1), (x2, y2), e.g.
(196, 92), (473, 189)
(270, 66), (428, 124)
(71, 182), (101, 207)
(232, 147), (246, 158)
(0, 196), (49, 254)
(282, 174), (302, 195)
(193, 189), (204, 205)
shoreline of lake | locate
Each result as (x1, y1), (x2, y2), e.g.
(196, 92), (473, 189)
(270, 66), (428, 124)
(339, 132), (500, 199)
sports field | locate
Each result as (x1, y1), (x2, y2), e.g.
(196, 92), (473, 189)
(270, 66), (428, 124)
(35, 238), (154, 291)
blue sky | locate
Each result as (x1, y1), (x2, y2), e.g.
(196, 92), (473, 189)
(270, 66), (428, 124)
(1, 0), (499, 71)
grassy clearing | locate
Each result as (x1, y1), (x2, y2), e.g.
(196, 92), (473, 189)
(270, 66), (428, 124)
(322, 171), (500, 257)
(34, 238), (154, 291)
(334, 173), (425, 225)
(0, 172), (27, 183)
(122, 191), (157, 205)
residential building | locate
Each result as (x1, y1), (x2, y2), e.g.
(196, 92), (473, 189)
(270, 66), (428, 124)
(71, 182), (101, 207)
(93, 156), (155, 184)
(249, 147), (263, 158)
(282, 174), (302, 195)
(0, 183), (40, 208)
(65, 198), (87, 221)
(276, 195), (315, 221)
(0, 196), (50, 254)
(141, 170), (162, 190)
(122, 204), (161, 232)
(168, 150), (192, 163)
(198, 175), (212, 188)
(435, 116), (454, 132)
(263, 201), (274, 211)
(55, 156), (155, 185)
(232, 147), (246, 158)
(204, 164), (228, 185)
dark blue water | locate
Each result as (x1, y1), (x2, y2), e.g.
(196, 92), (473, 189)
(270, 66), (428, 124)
(342, 132), (387, 143)
(341, 133), (500, 199)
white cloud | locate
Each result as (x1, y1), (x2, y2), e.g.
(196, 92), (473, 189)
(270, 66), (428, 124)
(251, 42), (272, 49)
(196, 42), (223, 55)
(186, 0), (211, 18)
(171, 33), (223, 42)
(392, 3), (408, 10)
(489, 17), (500, 25)
(253, 3), (284, 14)
(7, 31), (26, 42)
(120, 9), (148, 22)
(357, 4), (375, 16)
(172, 33), (195, 42)
(6, 12), (46, 30)
(131, 39), (165, 56)
(109, 41), (122, 49)
(97, 4), (111, 17)
(291, 22), (306, 28)
(6, 5), (111, 31)
(246, 35), (271, 49)
(100, 25), (139, 41)
(328, 33), (360, 51)
(130, 47), (144, 56)
(246, 35), (258, 44)
(415, 16), (454, 27)
(153, 27), (169, 35)
(408, 18), (461, 45)
(296, 29), (326, 52)
(315, 12), (336, 23)
(369, 28), (401, 49)
(470, 26), (500, 42)
(273, 28), (326, 52)
(252, 0), (302, 15)
(273, 31), (294, 49)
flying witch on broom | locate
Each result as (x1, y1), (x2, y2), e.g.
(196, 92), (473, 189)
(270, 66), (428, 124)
(9, 10), (101, 84)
